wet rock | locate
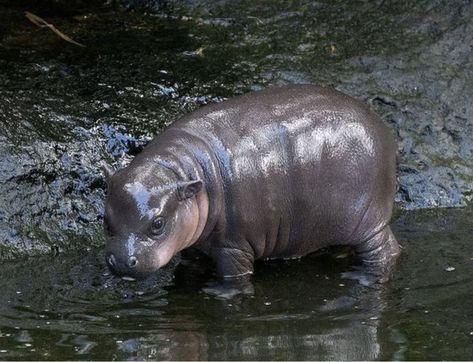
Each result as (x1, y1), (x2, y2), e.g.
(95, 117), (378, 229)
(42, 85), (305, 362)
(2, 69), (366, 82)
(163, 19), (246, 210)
(0, 126), (149, 259)
(338, 0), (473, 209)
(0, 0), (472, 258)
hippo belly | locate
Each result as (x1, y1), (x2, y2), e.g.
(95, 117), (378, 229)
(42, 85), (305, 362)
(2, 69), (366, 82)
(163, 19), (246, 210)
(104, 85), (400, 285)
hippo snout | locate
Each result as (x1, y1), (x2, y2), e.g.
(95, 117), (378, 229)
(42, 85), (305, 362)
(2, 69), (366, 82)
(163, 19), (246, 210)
(105, 245), (153, 279)
(128, 255), (138, 267)
(106, 252), (117, 269)
(105, 253), (148, 279)
(106, 252), (137, 269)
(105, 251), (125, 272)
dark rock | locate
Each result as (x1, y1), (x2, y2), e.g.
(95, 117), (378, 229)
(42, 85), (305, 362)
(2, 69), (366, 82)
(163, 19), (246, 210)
(0, 0), (471, 258)
(0, 126), (148, 259)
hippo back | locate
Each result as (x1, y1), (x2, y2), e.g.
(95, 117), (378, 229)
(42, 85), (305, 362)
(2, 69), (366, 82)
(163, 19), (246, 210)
(160, 85), (397, 259)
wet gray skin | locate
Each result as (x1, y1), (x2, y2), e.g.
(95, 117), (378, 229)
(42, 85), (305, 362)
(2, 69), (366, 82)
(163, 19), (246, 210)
(104, 84), (400, 287)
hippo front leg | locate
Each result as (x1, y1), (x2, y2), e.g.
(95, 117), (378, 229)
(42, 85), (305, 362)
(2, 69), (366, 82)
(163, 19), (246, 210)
(203, 247), (255, 299)
(347, 226), (401, 285)
(213, 247), (255, 278)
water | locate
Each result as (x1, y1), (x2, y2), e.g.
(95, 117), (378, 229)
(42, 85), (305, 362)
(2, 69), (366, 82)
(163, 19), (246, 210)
(0, 208), (472, 360)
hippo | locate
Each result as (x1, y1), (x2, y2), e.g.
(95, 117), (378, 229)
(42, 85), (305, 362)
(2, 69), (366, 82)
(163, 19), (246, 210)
(103, 85), (400, 291)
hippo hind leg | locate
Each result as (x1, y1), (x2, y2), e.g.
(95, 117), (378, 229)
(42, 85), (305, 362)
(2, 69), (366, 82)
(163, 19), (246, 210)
(344, 226), (401, 285)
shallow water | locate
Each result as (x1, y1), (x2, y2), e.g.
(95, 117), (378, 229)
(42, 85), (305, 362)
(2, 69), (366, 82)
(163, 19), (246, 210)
(0, 208), (472, 360)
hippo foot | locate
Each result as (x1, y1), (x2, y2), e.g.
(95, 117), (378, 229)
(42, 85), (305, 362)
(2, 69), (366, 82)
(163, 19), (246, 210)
(349, 226), (400, 286)
(341, 268), (385, 287)
(202, 278), (254, 299)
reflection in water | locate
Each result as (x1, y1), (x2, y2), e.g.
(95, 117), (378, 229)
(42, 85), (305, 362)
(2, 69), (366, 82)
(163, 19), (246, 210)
(101, 283), (385, 360)
(56, 334), (97, 356)
(207, 320), (380, 360)
(109, 287), (385, 360)
(117, 331), (209, 360)
(0, 246), (386, 360)
(0, 209), (472, 359)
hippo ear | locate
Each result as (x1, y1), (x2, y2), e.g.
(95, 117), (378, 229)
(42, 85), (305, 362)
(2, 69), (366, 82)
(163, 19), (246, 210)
(101, 162), (115, 184)
(177, 180), (203, 201)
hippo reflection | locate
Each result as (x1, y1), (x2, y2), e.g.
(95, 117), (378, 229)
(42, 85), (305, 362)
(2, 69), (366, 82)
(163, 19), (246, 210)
(103, 85), (400, 290)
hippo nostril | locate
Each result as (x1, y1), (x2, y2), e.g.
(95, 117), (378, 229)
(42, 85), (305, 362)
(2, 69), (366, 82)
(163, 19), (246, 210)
(107, 254), (117, 267)
(128, 256), (138, 268)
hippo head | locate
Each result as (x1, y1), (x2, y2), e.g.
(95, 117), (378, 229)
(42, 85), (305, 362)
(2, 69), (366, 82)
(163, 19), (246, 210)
(102, 162), (208, 279)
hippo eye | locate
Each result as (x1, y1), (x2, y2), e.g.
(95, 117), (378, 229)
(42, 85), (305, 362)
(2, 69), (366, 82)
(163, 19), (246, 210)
(151, 216), (165, 236)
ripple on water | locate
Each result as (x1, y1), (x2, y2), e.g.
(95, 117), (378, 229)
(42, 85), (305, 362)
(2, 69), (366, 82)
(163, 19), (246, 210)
(0, 211), (472, 360)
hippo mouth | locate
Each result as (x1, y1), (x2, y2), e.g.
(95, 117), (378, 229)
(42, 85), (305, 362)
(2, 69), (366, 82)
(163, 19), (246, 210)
(105, 239), (176, 279)
(105, 249), (156, 280)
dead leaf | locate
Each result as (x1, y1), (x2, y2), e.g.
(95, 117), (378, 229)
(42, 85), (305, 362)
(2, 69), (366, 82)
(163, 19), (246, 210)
(25, 11), (85, 48)
(196, 47), (204, 57)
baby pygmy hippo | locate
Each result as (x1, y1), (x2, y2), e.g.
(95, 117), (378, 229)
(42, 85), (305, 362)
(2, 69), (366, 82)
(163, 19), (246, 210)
(103, 85), (400, 292)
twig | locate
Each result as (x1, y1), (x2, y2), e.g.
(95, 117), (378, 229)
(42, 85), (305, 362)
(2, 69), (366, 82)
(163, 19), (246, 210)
(25, 11), (85, 48)
(247, 15), (264, 25)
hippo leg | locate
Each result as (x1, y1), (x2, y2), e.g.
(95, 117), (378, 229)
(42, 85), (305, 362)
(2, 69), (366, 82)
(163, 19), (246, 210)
(203, 247), (255, 298)
(345, 226), (400, 285)
(212, 247), (255, 278)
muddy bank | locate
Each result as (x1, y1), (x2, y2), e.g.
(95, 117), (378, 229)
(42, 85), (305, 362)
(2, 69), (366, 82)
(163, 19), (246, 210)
(0, 0), (472, 257)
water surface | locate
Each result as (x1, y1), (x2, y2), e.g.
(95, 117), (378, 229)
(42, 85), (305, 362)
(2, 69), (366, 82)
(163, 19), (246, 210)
(1, 209), (472, 360)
